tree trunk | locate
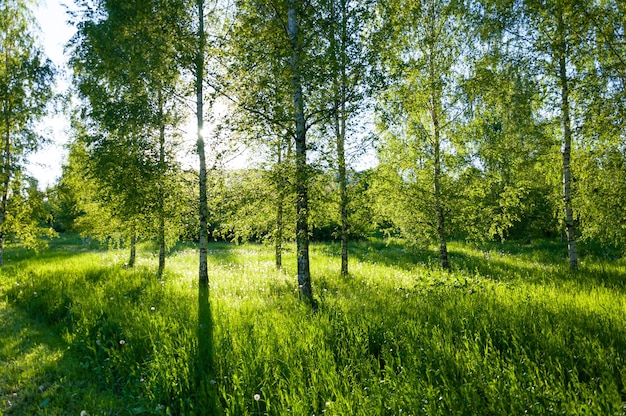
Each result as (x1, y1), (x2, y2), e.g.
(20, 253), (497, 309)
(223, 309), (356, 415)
(432, 122), (449, 270)
(333, 96), (349, 277)
(195, 0), (215, 408)
(427, 10), (449, 270)
(157, 90), (166, 278)
(128, 225), (137, 267)
(331, 0), (349, 278)
(0, 117), (11, 267)
(557, 11), (578, 270)
(275, 194), (283, 269)
(338, 105), (349, 277)
(288, 0), (313, 303)
(275, 142), (284, 270)
(0, 47), (11, 267)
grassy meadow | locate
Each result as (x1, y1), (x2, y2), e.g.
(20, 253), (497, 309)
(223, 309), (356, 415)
(1, 235), (625, 415)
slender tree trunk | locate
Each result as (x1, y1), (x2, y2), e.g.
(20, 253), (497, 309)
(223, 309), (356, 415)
(275, 193), (283, 269)
(338, 105), (349, 277)
(557, 12), (578, 270)
(432, 121), (449, 269)
(275, 142), (284, 270)
(333, 95), (349, 277)
(332, 0), (349, 278)
(427, 9), (449, 270)
(288, 0), (313, 303)
(195, 0), (215, 408)
(157, 90), (166, 278)
(0, 48), (11, 267)
(128, 224), (137, 267)
(0, 127), (10, 267)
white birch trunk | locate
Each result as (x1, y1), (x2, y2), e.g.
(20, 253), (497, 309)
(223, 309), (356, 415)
(288, 0), (313, 302)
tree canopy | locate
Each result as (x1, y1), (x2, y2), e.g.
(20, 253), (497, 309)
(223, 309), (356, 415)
(9, 0), (626, 272)
(0, 0), (55, 264)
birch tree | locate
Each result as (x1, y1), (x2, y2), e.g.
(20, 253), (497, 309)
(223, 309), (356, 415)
(325, 0), (374, 277)
(375, 0), (469, 268)
(457, 2), (558, 242)
(188, 0), (217, 408)
(554, 3), (578, 269)
(524, 0), (591, 269)
(221, 11), (296, 268)
(0, 0), (54, 264)
(469, 0), (593, 268)
(70, 0), (185, 272)
(571, 0), (626, 252)
(227, 0), (333, 303)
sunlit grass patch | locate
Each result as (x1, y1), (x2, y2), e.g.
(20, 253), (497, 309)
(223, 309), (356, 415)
(1, 237), (625, 414)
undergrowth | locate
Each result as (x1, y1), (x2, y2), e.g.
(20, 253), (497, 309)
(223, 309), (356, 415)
(1, 237), (625, 415)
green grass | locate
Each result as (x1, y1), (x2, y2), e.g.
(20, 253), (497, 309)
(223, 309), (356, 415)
(1, 237), (625, 415)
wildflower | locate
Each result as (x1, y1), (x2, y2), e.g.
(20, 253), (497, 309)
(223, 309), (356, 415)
(119, 339), (126, 345)
(254, 394), (261, 401)
(150, 306), (156, 311)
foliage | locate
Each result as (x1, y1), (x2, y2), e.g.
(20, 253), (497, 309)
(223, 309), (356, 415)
(208, 166), (375, 244)
(0, 0), (54, 158)
(368, 162), (438, 245)
(456, 43), (560, 241)
(50, 139), (122, 244)
(0, 0), (55, 262)
(69, 0), (189, 266)
(1, 174), (56, 248)
(576, 144), (626, 253)
(41, 0), (626, 269)
(209, 167), (296, 244)
(571, 0), (626, 253)
(309, 168), (375, 241)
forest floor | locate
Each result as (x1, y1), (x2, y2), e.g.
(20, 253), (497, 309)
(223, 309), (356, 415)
(0, 235), (625, 415)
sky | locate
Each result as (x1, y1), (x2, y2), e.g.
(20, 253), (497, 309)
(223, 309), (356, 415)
(27, 0), (76, 189)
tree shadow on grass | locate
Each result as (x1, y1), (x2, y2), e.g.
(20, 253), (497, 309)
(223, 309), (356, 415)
(447, 240), (626, 291)
(321, 238), (626, 292)
(0, 300), (124, 415)
(248, 258), (626, 414)
(166, 240), (246, 269)
(318, 239), (435, 271)
(3, 234), (108, 270)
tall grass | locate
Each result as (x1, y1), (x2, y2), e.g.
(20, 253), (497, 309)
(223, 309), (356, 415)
(1, 237), (625, 415)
